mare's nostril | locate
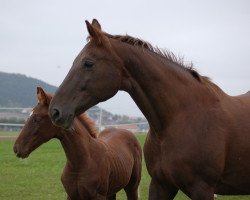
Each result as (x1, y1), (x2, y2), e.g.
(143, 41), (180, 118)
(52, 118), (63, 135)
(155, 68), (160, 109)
(52, 108), (61, 121)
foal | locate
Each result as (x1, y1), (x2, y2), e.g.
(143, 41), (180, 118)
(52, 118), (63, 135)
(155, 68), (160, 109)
(13, 87), (142, 200)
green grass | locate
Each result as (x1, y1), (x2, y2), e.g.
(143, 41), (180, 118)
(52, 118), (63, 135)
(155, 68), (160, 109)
(1, 133), (250, 199)
(0, 131), (19, 137)
(0, 139), (66, 199)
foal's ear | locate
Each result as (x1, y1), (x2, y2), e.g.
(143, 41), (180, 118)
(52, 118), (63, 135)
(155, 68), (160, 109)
(85, 19), (107, 45)
(37, 87), (49, 104)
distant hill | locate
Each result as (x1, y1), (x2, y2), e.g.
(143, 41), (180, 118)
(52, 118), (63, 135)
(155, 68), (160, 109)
(0, 72), (148, 132)
(0, 72), (57, 107)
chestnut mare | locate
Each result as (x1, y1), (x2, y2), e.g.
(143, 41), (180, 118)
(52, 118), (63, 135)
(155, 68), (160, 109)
(14, 87), (142, 200)
(49, 19), (250, 200)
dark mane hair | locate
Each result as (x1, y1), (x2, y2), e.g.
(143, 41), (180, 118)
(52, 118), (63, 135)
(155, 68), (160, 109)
(105, 33), (202, 82)
(103, 33), (228, 95)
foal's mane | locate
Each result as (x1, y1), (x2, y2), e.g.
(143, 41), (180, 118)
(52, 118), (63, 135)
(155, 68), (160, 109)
(105, 33), (202, 82)
(76, 113), (98, 138)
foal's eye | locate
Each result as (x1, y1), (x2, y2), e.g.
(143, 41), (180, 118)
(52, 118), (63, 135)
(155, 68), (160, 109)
(83, 60), (94, 69)
(31, 115), (41, 123)
(32, 117), (38, 123)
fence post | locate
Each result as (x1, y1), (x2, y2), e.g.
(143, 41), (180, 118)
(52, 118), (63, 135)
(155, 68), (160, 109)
(98, 108), (103, 131)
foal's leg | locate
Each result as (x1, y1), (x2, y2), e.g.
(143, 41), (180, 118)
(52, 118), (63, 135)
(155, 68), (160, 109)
(148, 179), (178, 200)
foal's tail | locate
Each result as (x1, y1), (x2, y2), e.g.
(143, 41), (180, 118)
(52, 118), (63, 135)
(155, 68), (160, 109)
(133, 146), (142, 198)
(134, 143), (142, 185)
(124, 138), (142, 199)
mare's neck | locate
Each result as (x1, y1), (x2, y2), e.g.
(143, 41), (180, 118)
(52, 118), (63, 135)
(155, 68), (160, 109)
(113, 42), (208, 132)
(57, 119), (94, 168)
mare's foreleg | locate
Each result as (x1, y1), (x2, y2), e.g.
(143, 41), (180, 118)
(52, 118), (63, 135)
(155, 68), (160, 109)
(107, 194), (116, 200)
(95, 194), (108, 200)
(188, 181), (215, 200)
(148, 179), (178, 200)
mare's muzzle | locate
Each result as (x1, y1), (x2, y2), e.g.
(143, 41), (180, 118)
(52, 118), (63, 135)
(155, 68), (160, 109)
(49, 105), (74, 129)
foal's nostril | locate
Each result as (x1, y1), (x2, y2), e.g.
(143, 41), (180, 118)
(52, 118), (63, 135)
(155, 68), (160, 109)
(16, 152), (21, 158)
(13, 144), (21, 157)
(52, 108), (61, 121)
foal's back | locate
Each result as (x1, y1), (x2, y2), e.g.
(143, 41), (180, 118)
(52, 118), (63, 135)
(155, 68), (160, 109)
(99, 128), (142, 163)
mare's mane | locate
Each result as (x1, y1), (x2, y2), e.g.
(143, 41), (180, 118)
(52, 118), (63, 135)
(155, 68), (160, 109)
(87, 29), (226, 95)
(104, 33), (227, 95)
(105, 33), (203, 82)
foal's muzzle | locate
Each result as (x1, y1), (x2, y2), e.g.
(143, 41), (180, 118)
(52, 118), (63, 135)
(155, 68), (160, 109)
(13, 143), (29, 159)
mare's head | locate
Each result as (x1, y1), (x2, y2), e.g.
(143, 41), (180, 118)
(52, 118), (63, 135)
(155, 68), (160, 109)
(13, 87), (60, 158)
(49, 19), (125, 129)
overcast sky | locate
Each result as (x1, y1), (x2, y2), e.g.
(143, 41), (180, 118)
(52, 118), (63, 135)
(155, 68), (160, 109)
(1, 0), (250, 117)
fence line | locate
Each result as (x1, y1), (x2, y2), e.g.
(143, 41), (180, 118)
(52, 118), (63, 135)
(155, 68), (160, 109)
(0, 121), (148, 139)
(0, 107), (149, 135)
(0, 123), (24, 127)
(0, 122), (149, 130)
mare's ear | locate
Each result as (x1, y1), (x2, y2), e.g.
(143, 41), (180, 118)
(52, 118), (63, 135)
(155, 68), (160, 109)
(92, 19), (102, 30)
(85, 19), (108, 46)
(37, 87), (49, 104)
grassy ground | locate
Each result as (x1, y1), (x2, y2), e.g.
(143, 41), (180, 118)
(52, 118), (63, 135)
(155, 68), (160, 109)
(0, 133), (250, 199)
(0, 131), (19, 137)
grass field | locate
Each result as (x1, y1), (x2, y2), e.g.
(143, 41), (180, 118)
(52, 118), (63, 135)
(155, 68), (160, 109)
(1, 132), (250, 199)
(0, 131), (19, 137)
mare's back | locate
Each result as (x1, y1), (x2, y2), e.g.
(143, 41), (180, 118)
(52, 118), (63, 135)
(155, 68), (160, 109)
(229, 91), (250, 113)
(223, 91), (250, 147)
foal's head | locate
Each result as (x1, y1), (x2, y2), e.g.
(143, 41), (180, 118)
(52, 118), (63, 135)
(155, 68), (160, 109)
(49, 19), (125, 129)
(13, 87), (60, 158)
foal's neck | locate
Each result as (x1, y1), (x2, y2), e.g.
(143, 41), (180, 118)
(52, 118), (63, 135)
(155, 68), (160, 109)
(58, 119), (95, 168)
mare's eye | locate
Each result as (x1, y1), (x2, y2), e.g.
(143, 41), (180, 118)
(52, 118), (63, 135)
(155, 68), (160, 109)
(84, 60), (94, 69)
